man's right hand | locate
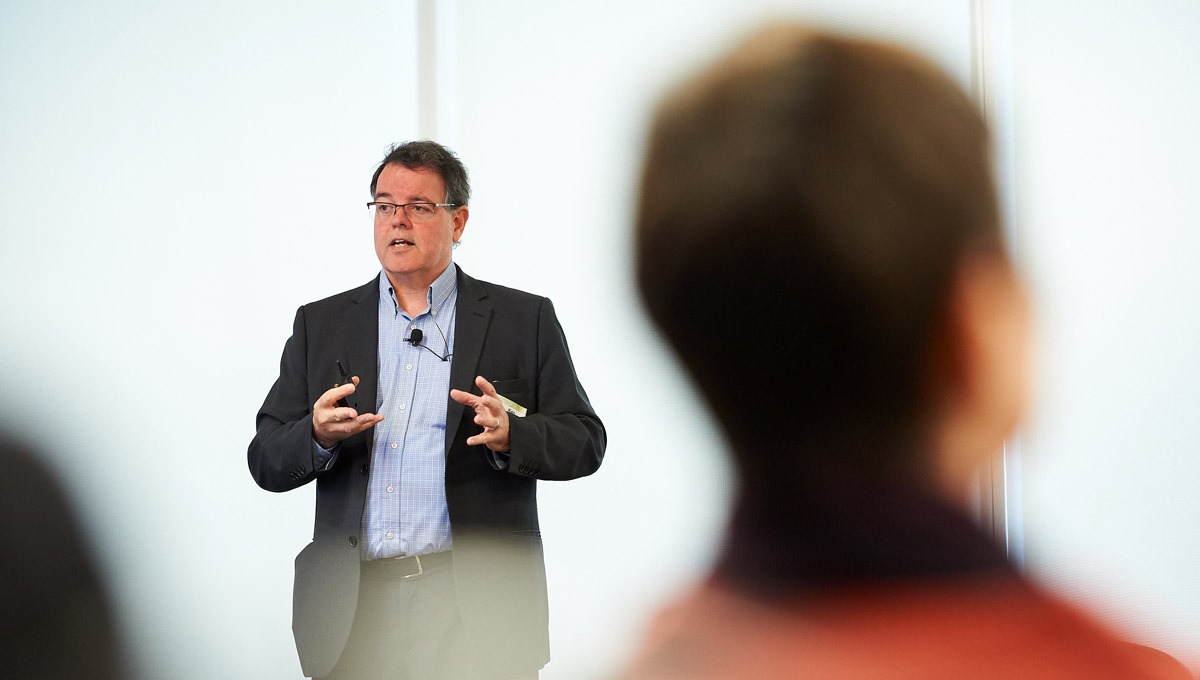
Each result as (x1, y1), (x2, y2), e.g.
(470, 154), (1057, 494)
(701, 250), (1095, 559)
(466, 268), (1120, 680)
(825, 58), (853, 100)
(312, 376), (384, 449)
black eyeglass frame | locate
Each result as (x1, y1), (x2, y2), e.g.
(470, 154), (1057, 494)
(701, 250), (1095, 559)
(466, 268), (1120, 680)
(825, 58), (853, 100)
(367, 201), (460, 220)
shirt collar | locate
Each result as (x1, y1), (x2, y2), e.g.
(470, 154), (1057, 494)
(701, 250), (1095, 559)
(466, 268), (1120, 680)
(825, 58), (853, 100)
(379, 262), (459, 317)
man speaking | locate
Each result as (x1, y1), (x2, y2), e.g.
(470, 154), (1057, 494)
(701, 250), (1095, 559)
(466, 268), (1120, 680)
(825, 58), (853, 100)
(249, 140), (606, 680)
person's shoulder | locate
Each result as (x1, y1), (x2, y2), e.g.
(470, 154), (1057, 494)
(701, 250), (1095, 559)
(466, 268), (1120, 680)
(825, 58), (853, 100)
(459, 269), (548, 307)
(619, 578), (1195, 680)
(300, 276), (381, 314)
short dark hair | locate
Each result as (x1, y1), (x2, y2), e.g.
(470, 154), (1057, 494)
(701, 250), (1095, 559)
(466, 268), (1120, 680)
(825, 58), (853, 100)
(370, 140), (471, 207)
(636, 26), (1005, 484)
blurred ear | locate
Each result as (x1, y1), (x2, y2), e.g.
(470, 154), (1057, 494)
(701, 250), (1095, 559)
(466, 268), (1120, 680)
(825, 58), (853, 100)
(931, 254), (1032, 497)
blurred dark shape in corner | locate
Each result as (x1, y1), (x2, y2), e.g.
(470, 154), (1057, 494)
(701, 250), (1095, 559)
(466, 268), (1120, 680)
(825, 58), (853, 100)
(620, 23), (1195, 680)
(0, 435), (126, 679)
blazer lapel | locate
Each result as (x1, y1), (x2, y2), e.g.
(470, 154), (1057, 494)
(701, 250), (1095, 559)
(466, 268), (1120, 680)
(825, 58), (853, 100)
(446, 267), (492, 453)
(344, 276), (381, 450)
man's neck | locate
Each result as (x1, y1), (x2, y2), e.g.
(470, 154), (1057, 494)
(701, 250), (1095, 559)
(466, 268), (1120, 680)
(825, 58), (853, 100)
(385, 265), (452, 317)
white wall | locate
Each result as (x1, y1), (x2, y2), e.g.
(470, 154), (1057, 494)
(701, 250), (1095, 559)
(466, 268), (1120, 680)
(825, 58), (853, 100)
(0, 2), (970, 677)
(1012, 0), (1200, 666)
(0, 1), (422, 677)
(15, 1), (1195, 678)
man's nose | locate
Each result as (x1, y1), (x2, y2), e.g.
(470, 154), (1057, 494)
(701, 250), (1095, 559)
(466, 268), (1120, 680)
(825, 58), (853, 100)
(390, 206), (409, 226)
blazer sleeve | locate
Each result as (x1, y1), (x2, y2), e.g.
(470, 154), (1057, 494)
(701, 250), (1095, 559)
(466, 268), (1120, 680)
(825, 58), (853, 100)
(502, 297), (606, 481)
(247, 305), (330, 492)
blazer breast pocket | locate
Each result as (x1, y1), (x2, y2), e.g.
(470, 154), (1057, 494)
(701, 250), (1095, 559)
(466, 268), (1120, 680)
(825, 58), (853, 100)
(490, 378), (533, 410)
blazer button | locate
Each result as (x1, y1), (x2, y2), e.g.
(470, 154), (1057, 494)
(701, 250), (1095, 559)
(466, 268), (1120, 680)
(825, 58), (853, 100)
(360, 465), (369, 476)
(348, 536), (358, 547)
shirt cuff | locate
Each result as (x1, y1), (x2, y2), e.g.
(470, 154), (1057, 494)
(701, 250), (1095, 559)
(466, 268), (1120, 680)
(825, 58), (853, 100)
(487, 449), (511, 469)
(312, 439), (339, 471)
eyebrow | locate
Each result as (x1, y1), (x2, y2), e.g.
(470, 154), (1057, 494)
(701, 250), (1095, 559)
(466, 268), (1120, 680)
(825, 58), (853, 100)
(373, 192), (437, 203)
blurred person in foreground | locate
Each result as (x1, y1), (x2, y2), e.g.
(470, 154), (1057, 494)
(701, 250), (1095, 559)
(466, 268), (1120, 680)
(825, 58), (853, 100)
(620, 25), (1192, 680)
(249, 141), (605, 680)
(0, 436), (125, 679)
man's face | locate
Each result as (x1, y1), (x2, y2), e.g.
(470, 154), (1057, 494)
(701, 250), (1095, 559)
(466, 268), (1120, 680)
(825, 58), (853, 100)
(373, 163), (467, 290)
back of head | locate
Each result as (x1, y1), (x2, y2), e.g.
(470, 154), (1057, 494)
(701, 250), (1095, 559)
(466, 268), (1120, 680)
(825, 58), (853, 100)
(0, 436), (124, 678)
(637, 26), (1005, 488)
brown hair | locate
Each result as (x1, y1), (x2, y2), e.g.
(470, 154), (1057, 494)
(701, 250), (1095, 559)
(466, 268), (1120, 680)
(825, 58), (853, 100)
(636, 26), (1005, 485)
(370, 140), (471, 207)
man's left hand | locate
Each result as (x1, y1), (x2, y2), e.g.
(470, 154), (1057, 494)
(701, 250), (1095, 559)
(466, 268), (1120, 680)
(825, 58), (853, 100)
(450, 375), (511, 452)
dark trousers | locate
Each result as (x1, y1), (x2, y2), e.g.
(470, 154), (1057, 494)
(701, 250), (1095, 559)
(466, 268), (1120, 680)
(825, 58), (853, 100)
(320, 554), (536, 680)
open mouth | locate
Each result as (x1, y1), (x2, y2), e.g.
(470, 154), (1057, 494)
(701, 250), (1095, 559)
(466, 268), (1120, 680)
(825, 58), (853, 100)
(390, 238), (413, 247)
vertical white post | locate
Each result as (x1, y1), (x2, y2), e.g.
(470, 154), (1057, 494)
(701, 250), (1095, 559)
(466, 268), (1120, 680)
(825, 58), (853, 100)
(970, 0), (1023, 563)
(417, 0), (439, 139)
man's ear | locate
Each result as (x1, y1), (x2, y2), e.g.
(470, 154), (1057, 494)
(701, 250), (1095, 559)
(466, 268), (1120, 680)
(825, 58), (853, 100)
(930, 254), (1032, 496)
(452, 206), (469, 244)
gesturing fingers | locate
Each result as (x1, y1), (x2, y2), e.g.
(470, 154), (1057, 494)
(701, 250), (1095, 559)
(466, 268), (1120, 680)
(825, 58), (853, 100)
(324, 378), (358, 408)
(476, 374), (499, 398)
(450, 375), (511, 452)
(313, 378), (382, 449)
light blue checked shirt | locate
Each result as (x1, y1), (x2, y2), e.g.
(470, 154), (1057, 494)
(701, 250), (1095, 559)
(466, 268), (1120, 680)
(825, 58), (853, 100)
(313, 263), (460, 559)
(364, 263), (458, 559)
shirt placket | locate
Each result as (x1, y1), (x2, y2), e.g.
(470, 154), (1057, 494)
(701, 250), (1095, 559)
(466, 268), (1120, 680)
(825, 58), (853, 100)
(393, 313), (423, 555)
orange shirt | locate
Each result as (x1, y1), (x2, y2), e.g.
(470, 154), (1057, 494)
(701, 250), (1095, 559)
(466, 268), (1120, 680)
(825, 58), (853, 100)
(620, 577), (1193, 680)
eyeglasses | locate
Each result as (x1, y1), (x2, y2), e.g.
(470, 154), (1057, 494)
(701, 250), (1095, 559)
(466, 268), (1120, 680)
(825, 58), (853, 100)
(367, 201), (458, 222)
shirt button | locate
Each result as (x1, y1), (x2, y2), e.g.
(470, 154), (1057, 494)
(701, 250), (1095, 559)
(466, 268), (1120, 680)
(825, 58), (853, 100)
(391, 443), (398, 449)
(399, 404), (406, 411)
(386, 532), (394, 539)
(387, 486), (394, 493)
(406, 364), (413, 371)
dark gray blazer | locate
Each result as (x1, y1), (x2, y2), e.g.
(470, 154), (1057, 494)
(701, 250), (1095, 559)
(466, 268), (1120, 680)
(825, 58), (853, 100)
(248, 267), (606, 678)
